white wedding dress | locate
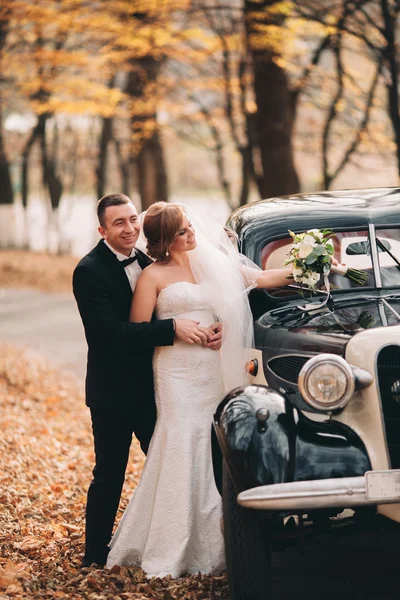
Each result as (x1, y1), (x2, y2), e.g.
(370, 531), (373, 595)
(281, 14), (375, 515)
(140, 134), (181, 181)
(106, 281), (226, 578)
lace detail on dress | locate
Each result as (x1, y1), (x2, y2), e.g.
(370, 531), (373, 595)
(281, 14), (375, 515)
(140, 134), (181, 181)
(106, 282), (226, 578)
(156, 281), (214, 320)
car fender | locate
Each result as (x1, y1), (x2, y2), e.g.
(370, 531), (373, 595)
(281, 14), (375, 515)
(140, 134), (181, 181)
(213, 385), (291, 492)
(214, 384), (372, 497)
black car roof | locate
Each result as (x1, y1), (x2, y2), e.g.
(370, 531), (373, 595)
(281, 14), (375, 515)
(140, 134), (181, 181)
(227, 187), (400, 260)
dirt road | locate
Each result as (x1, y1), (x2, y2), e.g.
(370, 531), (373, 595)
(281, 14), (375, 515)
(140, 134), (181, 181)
(0, 287), (87, 378)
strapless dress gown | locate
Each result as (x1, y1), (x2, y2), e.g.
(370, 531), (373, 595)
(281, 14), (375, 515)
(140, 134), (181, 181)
(106, 281), (226, 578)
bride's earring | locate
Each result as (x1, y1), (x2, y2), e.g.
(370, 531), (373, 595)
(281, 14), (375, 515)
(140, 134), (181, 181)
(165, 249), (169, 257)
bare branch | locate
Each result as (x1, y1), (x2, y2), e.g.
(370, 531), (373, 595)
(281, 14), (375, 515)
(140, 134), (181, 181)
(322, 31), (345, 188)
(186, 90), (234, 208)
(357, 5), (385, 35)
(293, 34), (331, 102)
(329, 58), (383, 186)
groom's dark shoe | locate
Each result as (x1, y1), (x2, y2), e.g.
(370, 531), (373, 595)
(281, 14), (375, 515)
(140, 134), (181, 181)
(81, 548), (110, 569)
(81, 557), (104, 569)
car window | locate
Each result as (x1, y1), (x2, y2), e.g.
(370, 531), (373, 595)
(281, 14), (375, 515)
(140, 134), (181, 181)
(376, 228), (400, 287)
(261, 230), (375, 297)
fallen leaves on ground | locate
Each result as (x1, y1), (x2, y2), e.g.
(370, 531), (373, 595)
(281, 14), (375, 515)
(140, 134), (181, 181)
(0, 251), (77, 293)
(0, 344), (228, 599)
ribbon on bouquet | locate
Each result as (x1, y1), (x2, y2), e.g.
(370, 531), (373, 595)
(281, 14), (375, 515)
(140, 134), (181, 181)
(330, 263), (348, 277)
(298, 270), (331, 313)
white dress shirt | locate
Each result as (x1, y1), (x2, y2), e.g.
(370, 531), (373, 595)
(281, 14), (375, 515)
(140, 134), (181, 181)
(103, 240), (142, 292)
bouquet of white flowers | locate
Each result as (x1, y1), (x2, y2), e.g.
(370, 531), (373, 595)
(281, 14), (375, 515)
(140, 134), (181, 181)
(284, 229), (368, 290)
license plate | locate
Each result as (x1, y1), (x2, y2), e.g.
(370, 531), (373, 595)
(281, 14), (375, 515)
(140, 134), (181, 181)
(366, 470), (400, 501)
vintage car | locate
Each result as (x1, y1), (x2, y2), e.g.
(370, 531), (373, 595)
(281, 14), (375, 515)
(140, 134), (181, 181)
(213, 187), (400, 599)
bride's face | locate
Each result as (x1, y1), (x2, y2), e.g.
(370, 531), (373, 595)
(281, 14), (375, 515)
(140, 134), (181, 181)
(169, 213), (196, 254)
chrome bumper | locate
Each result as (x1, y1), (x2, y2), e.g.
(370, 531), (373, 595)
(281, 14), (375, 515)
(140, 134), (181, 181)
(237, 470), (400, 511)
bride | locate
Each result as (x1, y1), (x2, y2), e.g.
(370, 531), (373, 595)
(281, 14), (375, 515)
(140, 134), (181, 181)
(106, 202), (293, 577)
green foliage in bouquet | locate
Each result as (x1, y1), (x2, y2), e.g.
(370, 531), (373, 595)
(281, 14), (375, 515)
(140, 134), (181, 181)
(284, 229), (335, 290)
(284, 228), (368, 290)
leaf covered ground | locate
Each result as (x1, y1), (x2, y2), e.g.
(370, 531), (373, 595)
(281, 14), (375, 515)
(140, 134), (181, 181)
(0, 344), (228, 599)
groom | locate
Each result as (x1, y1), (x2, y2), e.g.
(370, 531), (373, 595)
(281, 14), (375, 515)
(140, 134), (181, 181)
(73, 193), (222, 568)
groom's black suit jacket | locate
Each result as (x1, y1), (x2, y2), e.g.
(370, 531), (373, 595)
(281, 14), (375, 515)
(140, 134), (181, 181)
(72, 240), (175, 409)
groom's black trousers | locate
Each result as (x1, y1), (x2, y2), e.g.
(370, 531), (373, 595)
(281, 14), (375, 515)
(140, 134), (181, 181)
(84, 402), (156, 567)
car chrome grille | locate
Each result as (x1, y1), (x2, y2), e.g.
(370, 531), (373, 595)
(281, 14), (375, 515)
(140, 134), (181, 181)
(267, 355), (310, 384)
(377, 344), (400, 469)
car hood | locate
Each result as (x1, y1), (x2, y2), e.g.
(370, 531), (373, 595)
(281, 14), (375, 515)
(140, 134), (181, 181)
(255, 294), (400, 357)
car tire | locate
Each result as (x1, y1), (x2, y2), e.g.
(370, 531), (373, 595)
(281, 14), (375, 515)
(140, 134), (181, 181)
(222, 460), (272, 600)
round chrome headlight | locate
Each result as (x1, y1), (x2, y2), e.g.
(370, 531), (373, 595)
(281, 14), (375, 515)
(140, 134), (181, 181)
(298, 354), (355, 411)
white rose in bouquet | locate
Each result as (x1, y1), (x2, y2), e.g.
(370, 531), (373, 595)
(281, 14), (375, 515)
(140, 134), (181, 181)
(302, 234), (318, 246)
(308, 229), (323, 242)
(297, 243), (314, 259)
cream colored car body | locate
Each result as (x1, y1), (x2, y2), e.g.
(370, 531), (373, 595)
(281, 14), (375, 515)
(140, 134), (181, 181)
(338, 325), (400, 522)
(247, 328), (400, 521)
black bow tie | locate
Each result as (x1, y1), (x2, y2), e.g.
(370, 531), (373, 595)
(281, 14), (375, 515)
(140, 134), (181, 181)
(120, 254), (138, 267)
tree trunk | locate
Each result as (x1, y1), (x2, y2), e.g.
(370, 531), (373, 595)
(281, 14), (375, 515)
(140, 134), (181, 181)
(114, 138), (130, 197)
(252, 59), (299, 197)
(137, 130), (168, 210)
(126, 55), (168, 209)
(96, 76), (117, 199)
(21, 113), (63, 250)
(39, 116), (63, 211)
(0, 8), (13, 205)
(238, 147), (253, 206)
(96, 116), (113, 199)
(21, 117), (45, 209)
(0, 120), (13, 205)
(215, 141), (233, 210)
(245, 0), (300, 198)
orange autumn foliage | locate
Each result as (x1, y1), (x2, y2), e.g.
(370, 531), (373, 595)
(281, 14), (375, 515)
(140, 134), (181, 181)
(0, 343), (228, 598)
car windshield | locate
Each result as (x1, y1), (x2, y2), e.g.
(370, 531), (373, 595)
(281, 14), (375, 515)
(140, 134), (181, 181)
(261, 227), (400, 298)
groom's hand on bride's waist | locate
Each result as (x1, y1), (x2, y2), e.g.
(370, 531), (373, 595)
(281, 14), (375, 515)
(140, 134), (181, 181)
(174, 319), (209, 346)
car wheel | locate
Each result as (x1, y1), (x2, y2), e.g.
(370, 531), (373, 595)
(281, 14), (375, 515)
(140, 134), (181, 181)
(222, 460), (272, 600)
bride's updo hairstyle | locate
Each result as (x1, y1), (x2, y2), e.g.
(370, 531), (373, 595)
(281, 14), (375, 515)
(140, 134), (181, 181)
(143, 201), (185, 261)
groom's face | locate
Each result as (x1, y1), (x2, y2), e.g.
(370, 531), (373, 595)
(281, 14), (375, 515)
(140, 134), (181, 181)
(98, 202), (140, 256)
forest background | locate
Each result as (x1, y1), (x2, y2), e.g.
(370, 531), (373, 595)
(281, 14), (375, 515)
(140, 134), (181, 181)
(1, 0), (400, 255)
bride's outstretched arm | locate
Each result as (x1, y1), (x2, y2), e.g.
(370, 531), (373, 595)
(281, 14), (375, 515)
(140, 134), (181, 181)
(253, 266), (293, 289)
(243, 257), (341, 289)
(240, 264), (293, 289)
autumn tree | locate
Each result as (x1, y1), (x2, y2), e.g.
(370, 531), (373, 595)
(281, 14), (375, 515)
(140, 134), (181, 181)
(8, 1), (74, 212)
(183, 0), (400, 198)
(3, 0), (124, 248)
(334, 0), (400, 181)
(173, 0), (264, 206)
(96, 75), (128, 200)
(244, 0), (300, 198)
(93, 0), (195, 210)
(172, 0), (326, 205)
(290, 0), (398, 188)
(0, 2), (13, 206)
(171, 0), (300, 205)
